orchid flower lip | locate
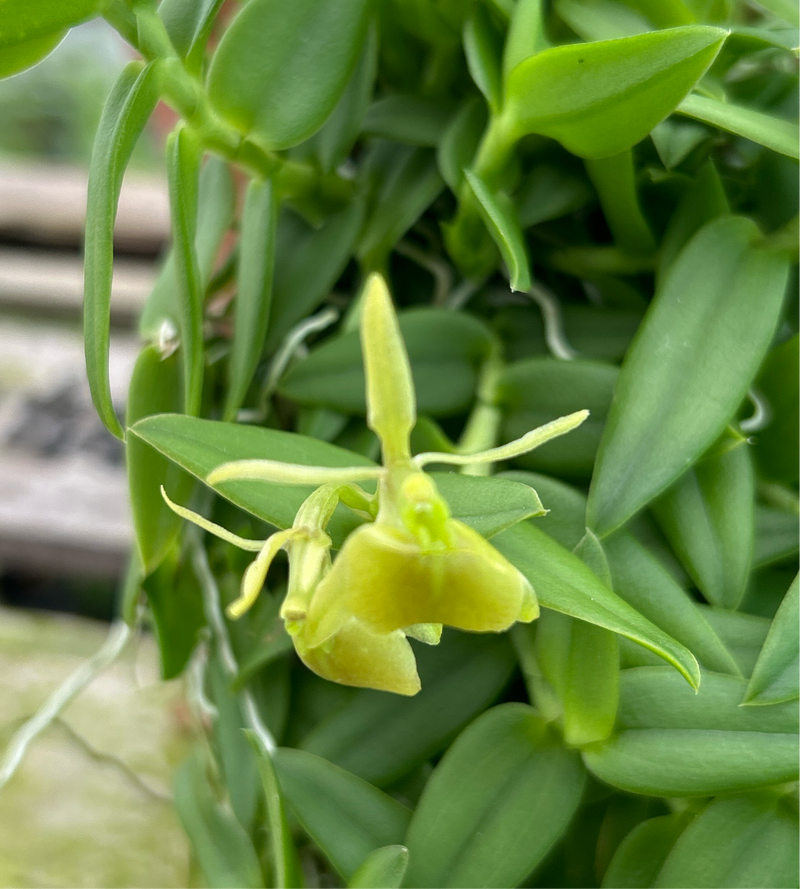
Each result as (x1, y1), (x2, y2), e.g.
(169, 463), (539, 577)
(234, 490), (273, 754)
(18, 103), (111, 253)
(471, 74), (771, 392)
(207, 459), (383, 487)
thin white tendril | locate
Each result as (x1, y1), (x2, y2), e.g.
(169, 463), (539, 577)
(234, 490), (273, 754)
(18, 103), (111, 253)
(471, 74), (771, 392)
(396, 239), (454, 306)
(191, 539), (277, 756)
(740, 387), (770, 433)
(526, 283), (578, 360)
(264, 306), (340, 399)
(0, 620), (131, 790)
(447, 278), (483, 311)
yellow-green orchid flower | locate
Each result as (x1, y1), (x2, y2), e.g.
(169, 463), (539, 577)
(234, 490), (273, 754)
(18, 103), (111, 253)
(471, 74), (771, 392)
(165, 273), (588, 695)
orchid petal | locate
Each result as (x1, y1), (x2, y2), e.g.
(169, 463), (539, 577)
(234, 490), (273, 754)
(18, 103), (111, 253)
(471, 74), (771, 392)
(414, 410), (590, 468)
(228, 529), (294, 619)
(361, 273), (416, 464)
(160, 486), (266, 551)
(208, 460), (382, 486)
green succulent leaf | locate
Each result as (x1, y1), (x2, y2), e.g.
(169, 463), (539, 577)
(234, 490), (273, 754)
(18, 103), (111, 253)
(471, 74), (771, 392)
(404, 704), (585, 888)
(0, 0), (100, 49)
(652, 441), (755, 609)
(173, 749), (264, 889)
(464, 169), (532, 291)
(584, 667), (799, 795)
(280, 309), (495, 417)
(267, 200), (365, 352)
(84, 61), (160, 439)
(224, 177), (279, 420)
(494, 522), (701, 688)
(139, 157), (235, 342)
(503, 26), (727, 158)
(463, 3), (504, 114)
(273, 748), (411, 881)
(348, 846), (409, 889)
(159, 0), (224, 62)
(301, 632), (516, 786)
(588, 215), (790, 536)
(744, 574), (799, 705)
(602, 814), (688, 889)
(165, 125), (205, 417)
(605, 532), (741, 676)
(677, 92), (800, 159)
(207, 0), (371, 150)
(0, 31), (63, 79)
(363, 95), (455, 146)
(125, 346), (195, 575)
(654, 795), (800, 888)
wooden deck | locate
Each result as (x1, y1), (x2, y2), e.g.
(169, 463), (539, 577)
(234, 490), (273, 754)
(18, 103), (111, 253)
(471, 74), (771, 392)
(0, 161), (166, 578)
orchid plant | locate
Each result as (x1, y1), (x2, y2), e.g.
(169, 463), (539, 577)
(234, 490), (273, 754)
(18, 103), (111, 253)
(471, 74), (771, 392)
(165, 274), (587, 694)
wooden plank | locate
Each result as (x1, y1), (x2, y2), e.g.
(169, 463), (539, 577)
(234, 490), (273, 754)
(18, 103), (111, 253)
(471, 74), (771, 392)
(0, 246), (156, 321)
(0, 319), (138, 577)
(0, 160), (170, 251)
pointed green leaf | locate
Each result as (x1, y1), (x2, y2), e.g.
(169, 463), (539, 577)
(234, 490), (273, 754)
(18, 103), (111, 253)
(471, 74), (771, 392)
(657, 159), (729, 285)
(159, 0), (224, 61)
(404, 704), (585, 889)
(745, 574), (799, 705)
(677, 92), (800, 159)
(273, 748), (411, 880)
(588, 216), (791, 536)
(653, 442), (755, 609)
(130, 414), (373, 545)
(584, 668), (798, 795)
(142, 545), (205, 680)
(655, 795), (799, 888)
(431, 472), (546, 538)
(502, 0), (549, 78)
(84, 61), (160, 439)
(266, 200), (365, 352)
(464, 3), (504, 114)
(348, 846), (408, 889)
(437, 97), (486, 192)
(494, 521), (701, 687)
(0, 31), (63, 79)
(224, 178), (279, 420)
(504, 26), (727, 158)
(166, 125), (205, 417)
(139, 157), (235, 342)
(602, 814), (688, 889)
(315, 22), (378, 171)
(357, 146), (444, 266)
(464, 169), (532, 291)
(605, 532), (741, 676)
(245, 737), (302, 889)
(0, 0), (100, 48)
(699, 606), (771, 677)
(301, 632), (516, 786)
(208, 0), (371, 150)
(173, 749), (264, 889)
(363, 95), (455, 146)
